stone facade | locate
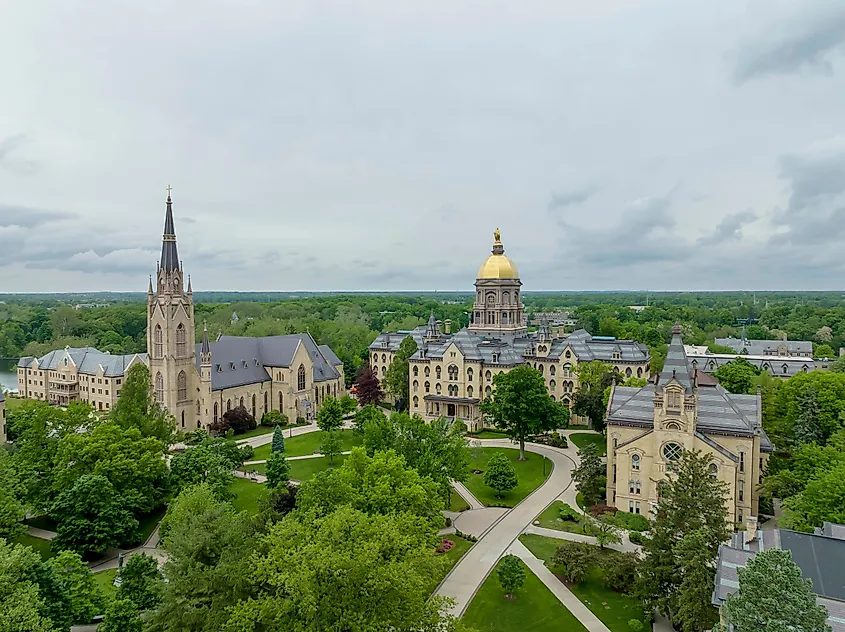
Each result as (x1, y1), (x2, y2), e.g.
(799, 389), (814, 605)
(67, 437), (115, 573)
(15, 191), (345, 431)
(370, 231), (651, 430)
(605, 323), (773, 525)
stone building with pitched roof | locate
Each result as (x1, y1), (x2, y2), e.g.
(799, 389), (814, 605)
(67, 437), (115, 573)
(605, 323), (773, 524)
(370, 231), (651, 430)
(17, 191), (345, 431)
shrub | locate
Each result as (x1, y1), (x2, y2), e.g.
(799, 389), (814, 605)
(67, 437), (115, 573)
(445, 517), (453, 527)
(261, 410), (288, 427)
(552, 541), (594, 584)
(184, 428), (209, 445)
(296, 417), (306, 424)
(628, 531), (646, 545)
(589, 503), (617, 517)
(437, 539), (455, 554)
(628, 619), (644, 632)
(558, 503), (581, 522)
(222, 405), (256, 434)
(608, 511), (650, 532)
(599, 551), (639, 592)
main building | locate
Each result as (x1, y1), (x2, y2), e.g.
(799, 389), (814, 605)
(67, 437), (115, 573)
(370, 231), (651, 430)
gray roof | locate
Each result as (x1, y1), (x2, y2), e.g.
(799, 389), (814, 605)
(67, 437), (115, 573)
(714, 526), (845, 631)
(658, 329), (693, 393)
(318, 345), (342, 367)
(371, 326), (650, 368)
(18, 347), (147, 377)
(160, 195), (180, 273)
(715, 337), (813, 356)
(197, 333), (342, 391)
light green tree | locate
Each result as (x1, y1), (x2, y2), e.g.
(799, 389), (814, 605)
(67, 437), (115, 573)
(100, 598), (143, 632)
(497, 554), (526, 599)
(589, 515), (621, 550)
(383, 336), (418, 409)
(484, 452), (518, 499)
(265, 451), (291, 488)
(0, 540), (54, 632)
(110, 363), (176, 443)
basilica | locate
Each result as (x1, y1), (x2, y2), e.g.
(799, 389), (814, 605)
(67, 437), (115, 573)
(16, 193), (346, 430)
(370, 231), (652, 431)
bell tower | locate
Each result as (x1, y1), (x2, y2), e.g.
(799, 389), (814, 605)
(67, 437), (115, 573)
(147, 187), (198, 430)
(468, 229), (527, 339)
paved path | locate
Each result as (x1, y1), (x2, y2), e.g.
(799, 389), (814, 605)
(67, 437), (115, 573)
(236, 421), (352, 449)
(523, 525), (642, 554)
(454, 508), (509, 538)
(244, 450), (352, 465)
(435, 438), (577, 616)
(451, 480), (484, 510)
(509, 539), (611, 632)
(27, 526), (56, 540)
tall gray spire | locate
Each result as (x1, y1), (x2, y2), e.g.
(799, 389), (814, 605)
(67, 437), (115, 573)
(201, 322), (210, 354)
(658, 321), (692, 393)
(160, 187), (180, 274)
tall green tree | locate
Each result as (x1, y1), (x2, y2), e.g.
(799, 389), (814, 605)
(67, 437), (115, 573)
(51, 474), (138, 555)
(484, 452), (518, 499)
(47, 550), (103, 626)
(767, 371), (845, 447)
(271, 425), (285, 454)
(116, 553), (161, 611)
(479, 365), (568, 459)
(638, 450), (730, 622)
(572, 444), (605, 509)
(0, 452), (25, 539)
(383, 336), (418, 410)
(100, 599), (143, 632)
(712, 358), (760, 394)
(781, 460), (845, 532)
(497, 555), (526, 599)
(0, 540), (54, 632)
(110, 363), (176, 443)
(674, 529), (717, 632)
(148, 484), (256, 632)
(573, 361), (617, 433)
(169, 436), (251, 500)
(316, 396), (344, 433)
(223, 506), (460, 632)
(793, 385), (824, 446)
(265, 451), (291, 488)
(589, 515), (621, 550)
(715, 548), (831, 632)
(353, 403), (385, 434)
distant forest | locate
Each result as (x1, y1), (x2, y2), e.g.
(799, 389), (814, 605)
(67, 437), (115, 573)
(2, 291), (845, 385)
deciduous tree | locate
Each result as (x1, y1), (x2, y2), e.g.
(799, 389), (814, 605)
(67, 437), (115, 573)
(110, 363), (175, 443)
(265, 451), (290, 488)
(116, 553), (161, 611)
(479, 365), (568, 460)
(100, 599), (143, 632)
(589, 515), (621, 550)
(572, 444), (605, 509)
(497, 554), (526, 599)
(316, 396), (344, 433)
(0, 452), (25, 539)
(0, 540), (54, 632)
(383, 336), (418, 410)
(47, 550), (103, 625)
(552, 540), (594, 584)
(339, 393), (358, 416)
(484, 452), (518, 499)
(713, 358), (760, 394)
(354, 365), (383, 406)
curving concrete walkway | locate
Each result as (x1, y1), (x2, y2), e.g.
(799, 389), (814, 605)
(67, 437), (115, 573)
(435, 437), (578, 616)
(523, 525), (642, 555)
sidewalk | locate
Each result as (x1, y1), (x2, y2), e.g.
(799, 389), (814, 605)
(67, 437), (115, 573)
(244, 450), (352, 465)
(509, 539), (610, 632)
(522, 525), (642, 554)
(451, 480), (484, 510)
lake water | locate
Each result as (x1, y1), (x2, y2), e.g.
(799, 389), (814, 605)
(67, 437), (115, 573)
(0, 359), (18, 393)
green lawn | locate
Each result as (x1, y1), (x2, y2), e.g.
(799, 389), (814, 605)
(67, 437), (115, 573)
(468, 430), (512, 440)
(5, 397), (26, 411)
(251, 429), (362, 461)
(463, 557), (587, 632)
(94, 568), (118, 600)
(535, 501), (590, 535)
(288, 454), (349, 481)
(11, 533), (54, 560)
(464, 448), (551, 507)
(428, 535), (474, 594)
(569, 432), (607, 456)
(519, 534), (650, 632)
(448, 489), (471, 512)
(229, 478), (269, 514)
(233, 425), (276, 440)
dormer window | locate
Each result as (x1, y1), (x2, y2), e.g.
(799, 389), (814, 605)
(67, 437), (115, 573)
(492, 353), (498, 363)
(230, 362), (236, 370)
(216, 364), (222, 373)
(242, 361), (248, 369)
(612, 351), (620, 360)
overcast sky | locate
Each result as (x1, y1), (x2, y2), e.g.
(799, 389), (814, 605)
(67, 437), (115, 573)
(2, 0), (845, 293)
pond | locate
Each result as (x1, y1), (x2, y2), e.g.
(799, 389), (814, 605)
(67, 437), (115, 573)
(0, 358), (19, 393)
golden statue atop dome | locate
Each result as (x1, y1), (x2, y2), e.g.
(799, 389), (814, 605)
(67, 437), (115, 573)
(494, 227), (501, 242)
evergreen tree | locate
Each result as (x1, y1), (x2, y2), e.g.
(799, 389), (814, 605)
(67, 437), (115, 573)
(674, 529), (717, 632)
(271, 425), (285, 454)
(638, 450), (730, 622)
(572, 444), (605, 509)
(382, 336), (418, 410)
(716, 549), (830, 632)
(497, 555), (526, 599)
(355, 365), (383, 407)
(116, 553), (161, 612)
(484, 452), (518, 498)
(265, 451), (291, 488)
(793, 385), (823, 446)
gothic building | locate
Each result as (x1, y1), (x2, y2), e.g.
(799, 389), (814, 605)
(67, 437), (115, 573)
(605, 323), (773, 524)
(370, 231), (651, 430)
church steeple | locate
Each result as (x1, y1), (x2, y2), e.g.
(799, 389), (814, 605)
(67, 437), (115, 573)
(160, 185), (180, 274)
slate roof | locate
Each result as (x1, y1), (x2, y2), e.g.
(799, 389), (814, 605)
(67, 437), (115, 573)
(196, 333), (342, 391)
(160, 195), (180, 273)
(18, 347), (147, 377)
(371, 327), (650, 368)
(715, 337), (813, 356)
(714, 526), (845, 631)
(318, 345), (343, 367)
(686, 348), (814, 378)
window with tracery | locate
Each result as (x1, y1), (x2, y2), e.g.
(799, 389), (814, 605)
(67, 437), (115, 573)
(176, 324), (187, 358)
(155, 372), (164, 403)
(154, 326), (163, 359)
(177, 370), (187, 401)
(298, 364), (306, 391)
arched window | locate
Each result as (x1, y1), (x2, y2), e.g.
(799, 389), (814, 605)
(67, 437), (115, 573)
(436, 366), (441, 379)
(631, 454), (640, 470)
(485, 385), (492, 397)
(424, 381), (430, 393)
(549, 379), (556, 390)
(176, 323), (187, 358)
(177, 370), (187, 401)
(264, 391), (268, 413)
(551, 395), (556, 401)
(565, 350), (571, 359)
(563, 363), (572, 377)
(239, 396), (244, 409)
(485, 370), (492, 382)
(424, 366), (430, 378)
(467, 385), (474, 398)
(413, 380), (419, 392)
(252, 394), (256, 418)
(448, 365), (458, 381)
(637, 367), (643, 378)
(153, 326), (163, 359)
(782, 364), (788, 375)
(436, 383), (441, 394)
(213, 402), (218, 423)
(539, 364), (544, 374)
(709, 463), (718, 478)
(666, 421), (681, 430)
(155, 372), (164, 403)
(381, 366), (386, 375)
(412, 395), (419, 408)
(279, 392), (283, 410)
(467, 367), (473, 381)
(381, 354), (386, 363)
(662, 442), (683, 462)
(298, 364), (306, 391)
(413, 366), (418, 377)
(550, 365), (555, 376)
(227, 399), (232, 412)
(625, 367), (632, 377)
(196, 400), (201, 415)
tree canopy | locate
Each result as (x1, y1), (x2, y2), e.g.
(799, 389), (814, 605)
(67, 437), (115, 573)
(382, 335), (418, 410)
(712, 358), (760, 394)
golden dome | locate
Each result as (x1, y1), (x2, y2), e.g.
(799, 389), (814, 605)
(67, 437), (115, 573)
(477, 229), (519, 279)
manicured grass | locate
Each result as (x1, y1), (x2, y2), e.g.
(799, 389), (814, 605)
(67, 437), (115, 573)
(288, 454), (349, 481)
(519, 534), (650, 632)
(468, 430), (512, 440)
(229, 478), (269, 514)
(464, 448), (551, 508)
(11, 533), (54, 560)
(448, 489), (471, 512)
(251, 429), (362, 461)
(94, 568), (118, 600)
(5, 397), (26, 411)
(463, 557), (587, 632)
(233, 425), (275, 440)
(427, 535), (474, 594)
(23, 515), (58, 532)
(535, 501), (590, 535)
(569, 432), (607, 456)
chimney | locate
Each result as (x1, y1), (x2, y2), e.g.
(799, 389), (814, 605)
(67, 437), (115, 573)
(444, 319), (452, 334)
(744, 516), (758, 544)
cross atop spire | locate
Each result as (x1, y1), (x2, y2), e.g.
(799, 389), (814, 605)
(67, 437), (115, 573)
(160, 188), (180, 274)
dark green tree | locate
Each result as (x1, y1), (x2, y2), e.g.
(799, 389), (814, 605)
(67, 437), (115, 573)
(353, 403), (385, 434)
(572, 444), (605, 509)
(265, 451), (290, 488)
(484, 452), (518, 498)
(716, 548), (830, 632)
(552, 540), (594, 584)
(382, 336), (418, 410)
(100, 598), (143, 632)
(110, 363), (176, 443)
(0, 540), (54, 632)
(573, 360), (618, 433)
(497, 554), (526, 599)
(674, 529), (718, 632)
(46, 550), (103, 625)
(0, 452), (25, 539)
(713, 358), (760, 394)
(793, 385), (824, 446)
(116, 553), (161, 611)
(480, 365), (568, 460)
(271, 425), (285, 454)
(51, 474), (138, 555)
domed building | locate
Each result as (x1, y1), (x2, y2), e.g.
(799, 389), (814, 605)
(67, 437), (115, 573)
(369, 230), (651, 430)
